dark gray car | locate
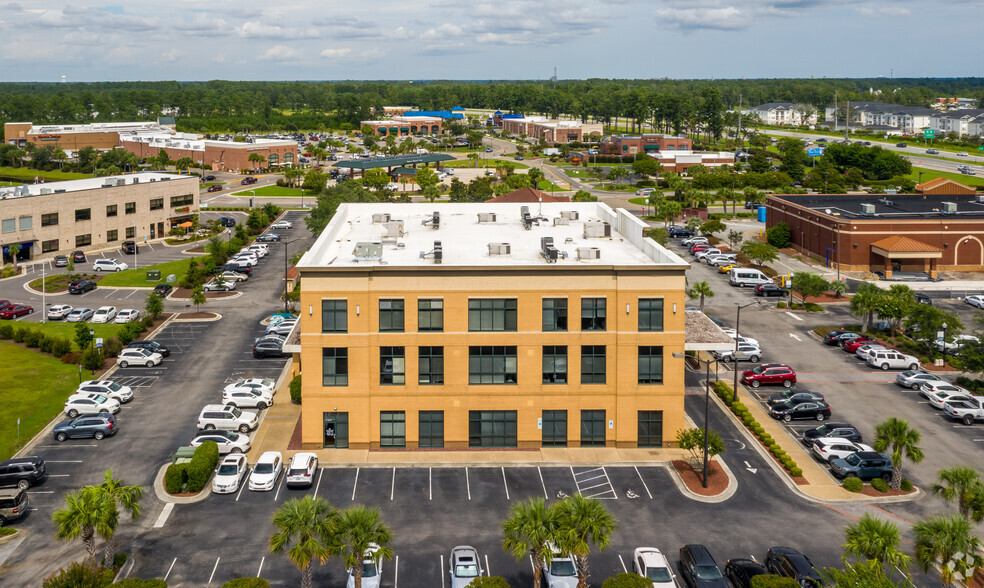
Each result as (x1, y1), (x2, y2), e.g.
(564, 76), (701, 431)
(53, 414), (118, 441)
(678, 544), (728, 587)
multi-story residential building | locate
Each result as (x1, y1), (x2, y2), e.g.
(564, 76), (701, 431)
(823, 101), (935, 134)
(294, 202), (690, 450)
(0, 172), (198, 264)
(930, 109), (984, 137)
(745, 103), (818, 126)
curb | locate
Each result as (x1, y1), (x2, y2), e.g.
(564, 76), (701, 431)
(153, 463), (212, 504)
(0, 529), (25, 545)
(170, 291), (243, 301)
(23, 280), (69, 297)
(172, 313), (223, 322)
(665, 455), (738, 504)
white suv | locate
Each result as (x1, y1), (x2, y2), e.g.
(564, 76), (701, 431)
(64, 394), (120, 417)
(77, 380), (134, 403)
(92, 259), (128, 272)
(116, 348), (163, 368)
(866, 350), (920, 371)
(197, 404), (258, 433)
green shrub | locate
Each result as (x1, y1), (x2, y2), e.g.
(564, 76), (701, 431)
(843, 477), (863, 492)
(790, 467), (803, 477)
(804, 302), (823, 312)
(871, 478), (889, 492)
(109, 551), (128, 569)
(602, 573), (652, 588)
(221, 579), (270, 588)
(164, 464), (186, 494)
(51, 337), (72, 358)
(42, 560), (115, 588)
(781, 457), (794, 468)
(0, 323), (12, 339)
(114, 578), (168, 587)
(289, 374), (301, 404)
(38, 335), (54, 353)
(467, 578), (511, 588)
(103, 337), (124, 358)
(81, 347), (103, 371)
(0, 527), (16, 537)
(12, 327), (27, 343)
(186, 441), (219, 492)
(23, 330), (41, 348)
(118, 323), (140, 345)
(742, 414), (755, 426)
(750, 575), (799, 588)
(142, 315), (155, 329)
(900, 479), (913, 492)
(776, 302), (786, 309)
(919, 357), (929, 364)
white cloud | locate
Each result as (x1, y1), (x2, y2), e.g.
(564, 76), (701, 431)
(162, 48), (182, 62)
(656, 6), (746, 30)
(260, 45), (300, 60)
(239, 21), (319, 39)
(321, 48), (352, 57)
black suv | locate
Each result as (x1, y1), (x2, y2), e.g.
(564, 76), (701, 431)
(678, 544), (728, 587)
(219, 217), (237, 227)
(764, 547), (823, 586)
(71, 251), (87, 263)
(154, 283), (173, 297)
(724, 558), (768, 588)
(68, 279), (97, 294)
(127, 340), (170, 357)
(221, 263), (252, 275)
(801, 422), (862, 446)
(0, 457), (47, 490)
(121, 241), (139, 254)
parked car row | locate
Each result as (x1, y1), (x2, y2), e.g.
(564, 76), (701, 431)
(821, 329), (921, 371)
(677, 543), (823, 587)
(0, 300), (33, 319)
(253, 313), (296, 358)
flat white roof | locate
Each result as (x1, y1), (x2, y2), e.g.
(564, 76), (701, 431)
(29, 121), (165, 134)
(298, 202), (688, 270)
(0, 172), (194, 198)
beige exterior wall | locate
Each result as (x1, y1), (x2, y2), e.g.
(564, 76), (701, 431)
(296, 267), (687, 451)
(0, 175), (199, 261)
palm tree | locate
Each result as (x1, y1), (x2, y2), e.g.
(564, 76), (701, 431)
(873, 417), (924, 491)
(842, 513), (911, 572)
(502, 498), (558, 588)
(248, 152), (267, 170)
(829, 280), (848, 298)
(913, 515), (984, 587)
(687, 281), (715, 312)
(850, 282), (883, 332)
(99, 469), (143, 566)
(553, 495), (618, 588)
(269, 496), (339, 588)
(336, 506), (394, 588)
(52, 486), (118, 561)
(931, 466), (984, 522)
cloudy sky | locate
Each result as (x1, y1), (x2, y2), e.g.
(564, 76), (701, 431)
(1, 0), (981, 81)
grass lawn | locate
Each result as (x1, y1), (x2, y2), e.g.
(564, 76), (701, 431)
(21, 322), (126, 351)
(29, 273), (98, 293)
(0, 342), (83, 460)
(905, 167), (984, 187)
(231, 185), (318, 197)
(0, 166), (92, 181)
(96, 258), (192, 287)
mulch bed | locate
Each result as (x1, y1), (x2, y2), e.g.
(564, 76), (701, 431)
(287, 412), (303, 451)
(671, 460), (729, 496)
(184, 247), (206, 253)
(171, 288), (238, 299)
(859, 485), (916, 497)
(175, 312), (219, 320)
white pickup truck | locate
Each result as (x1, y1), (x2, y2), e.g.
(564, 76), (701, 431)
(944, 396), (984, 425)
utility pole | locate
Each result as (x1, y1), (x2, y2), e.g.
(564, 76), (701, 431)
(737, 94), (743, 146)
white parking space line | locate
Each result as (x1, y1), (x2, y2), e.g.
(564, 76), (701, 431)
(163, 558), (177, 581)
(429, 468), (432, 501)
(485, 554), (491, 576)
(29, 491), (55, 494)
(351, 467), (360, 501)
(153, 503), (174, 528)
(394, 555), (399, 588)
(236, 469), (251, 501)
(256, 556), (265, 578)
(618, 554), (628, 573)
(501, 467), (510, 500)
(440, 555), (445, 588)
(784, 311), (804, 322)
(634, 466), (653, 499)
(122, 290), (138, 299)
(390, 467), (396, 501)
(48, 474), (71, 478)
(528, 555), (535, 571)
(313, 468), (324, 498)
(38, 444), (96, 448)
(44, 460), (83, 463)
(208, 557), (221, 586)
(537, 467), (548, 499)
(466, 467), (471, 500)
(273, 472), (286, 501)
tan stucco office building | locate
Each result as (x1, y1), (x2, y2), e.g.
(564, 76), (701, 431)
(0, 173), (198, 264)
(294, 202), (690, 450)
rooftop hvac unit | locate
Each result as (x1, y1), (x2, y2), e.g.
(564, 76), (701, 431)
(383, 220), (405, 238)
(488, 242), (511, 255)
(859, 203), (875, 216)
(433, 240), (442, 264)
(132, 178), (139, 184)
(149, 178), (156, 182)
(577, 247), (601, 260)
(40, 188), (52, 195)
(372, 213), (391, 223)
(160, 177), (169, 181)
(102, 181), (115, 187)
(541, 236), (559, 263)
(552, 217), (570, 226)
(520, 206), (530, 217)
(583, 220), (612, 238)
(522, 210), (533, 230)
(353, 242), (383, 261)
(54, 189), (66, 193)
(560, 210), (579, 220)
(477, 212), (497, 223)
(942, 201), (957, 214)
(432, 211), (440, 230)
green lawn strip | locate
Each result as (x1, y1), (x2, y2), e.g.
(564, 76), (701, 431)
(95, 258), (192, 287)
(904, 167), (984, 187)
(232, 185), (319, 197)
(19, 322), (126, 351)
(0, 166), (92, 181)
(29, 273), (98, 293)
(0, 342), (82, 460)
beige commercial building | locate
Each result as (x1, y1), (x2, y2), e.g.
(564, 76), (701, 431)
(500, 117), (603, 143)
(0, 173), (198, 264)
(293, 202), (690, 451)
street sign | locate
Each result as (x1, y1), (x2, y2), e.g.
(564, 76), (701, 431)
(924, 129), (935, 139)
(807, 148), (824, 157)
(95, 338), (104, 348)
(979, 146), (983, 151)
(937, 331), (945, 340)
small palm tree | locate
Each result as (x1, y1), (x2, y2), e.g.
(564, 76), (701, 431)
(52, 486), (118, 561)
(850, 282), (883, 331)
(829, 279), (848, 298)
(553, 495), (618, 588)
(873, 417), (924, 491)
(269, 496), (339, 588)
(99, 469), (143, 566)
(687, 281), (715, 312)
(931, 466), (984, 522)
(842, 513), (911, 572)
(502, 498), (558, 588)
(913, 514), (984, 587)
(336, 506), (394, 588)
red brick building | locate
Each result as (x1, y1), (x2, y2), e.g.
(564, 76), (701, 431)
(601, 134), (692, 156)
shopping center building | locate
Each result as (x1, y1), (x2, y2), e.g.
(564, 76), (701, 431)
(293, 202), (692, 450)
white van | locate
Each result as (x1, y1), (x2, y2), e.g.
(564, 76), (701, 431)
(729, 268), (772, 287)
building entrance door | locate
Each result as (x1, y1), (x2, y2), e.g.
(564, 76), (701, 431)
(323, 412), (349, 448)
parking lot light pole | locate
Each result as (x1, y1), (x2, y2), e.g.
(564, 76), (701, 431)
(673, 352), (718, 488)
(942, 322), (948, 367)
(733, 301), (761, 403)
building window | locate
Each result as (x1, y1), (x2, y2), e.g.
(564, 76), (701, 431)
(580, 410), (606, 447)
(637, 411), (663, 448)
(75, 208), (91, 221)
(75, 234), (92, 248)
(323, 412), (348, 448)
(581, 298), (606, 331)
(638, 346), (664, 384)
(469, 411), (517, 448)
(542, 298), (568, 331)
(417, 299), (443, 332)
(106, 230), (118, 242)
(125, 227), (135, 239)
(1, 219), (13, 234)
(170, 194), (194, 208)
(380, 412), (406, 448)
(468, 299), (517, 332)
(581, 346), (606, 384)
(379, 299), (405, 332)
(542, 346), (568, 384)
(468, 346), (518, 385)
(42, 239), (58, 253)
(18, 216), (31, 231)
(418, 411), (444, 448)
(322, 348), (348, 386)
(321, 300), (347, 333)
(418, 346), (444, 385)
(638, 299), (664, 332)
(149, 198), (164, 211)
(124, 202), (136, 215)
(106, 205), (118, 217)
(284, 152), (294, 164)
(41, 213), (58, 227)
(380, 346), (405, 385)
(542, 410), (567, 447)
